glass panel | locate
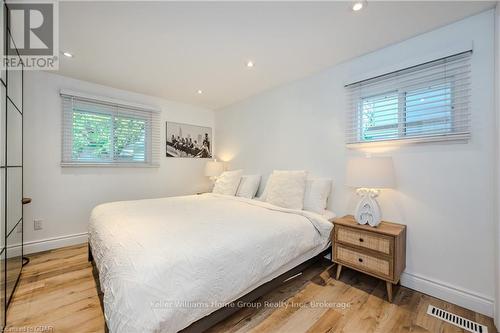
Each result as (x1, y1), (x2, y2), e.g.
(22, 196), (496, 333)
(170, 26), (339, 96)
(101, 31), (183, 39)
(6, 167), (21, 235)
(113, 115), (146, 162)
(0, 4), (5, 85)
(360, 92), (399, 141)
(0, 84), (5, 167)
(0, 168), (4, 250)
(72, 110), (112, 162)
(0, 249), (4, 331)
(6, 67), (21, 112)
(6, 222), (22, 304)
(6, 35), (22, 111)
(405, 83), (452, 136)
(6, 99), (21, 166)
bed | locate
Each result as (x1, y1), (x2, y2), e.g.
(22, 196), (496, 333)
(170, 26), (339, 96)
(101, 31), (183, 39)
(88, 193), (333, 332)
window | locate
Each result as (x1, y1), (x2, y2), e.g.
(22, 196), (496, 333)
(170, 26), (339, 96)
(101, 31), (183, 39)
(61, 91), (160, 166)
(347, 51), (471, 145)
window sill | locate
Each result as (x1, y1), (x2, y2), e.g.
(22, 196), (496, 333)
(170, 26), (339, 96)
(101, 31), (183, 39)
(346, 132), (470, 149)
(61, 162), (160, 168)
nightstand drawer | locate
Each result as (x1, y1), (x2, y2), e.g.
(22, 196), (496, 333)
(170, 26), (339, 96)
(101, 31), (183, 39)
(335, 245), (391, 279)
(336, 226), (392, 255)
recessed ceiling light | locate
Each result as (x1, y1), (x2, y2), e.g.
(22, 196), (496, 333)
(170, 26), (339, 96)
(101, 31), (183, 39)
(352, 1), (364, 11)
(246, 61), (254, 68)
(197, 90), (203, 94)
(63, 52), (73, 58)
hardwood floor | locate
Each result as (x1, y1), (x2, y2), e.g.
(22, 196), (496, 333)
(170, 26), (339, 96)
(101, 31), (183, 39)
(6, 244), (105, 333)
(5, 244), (497, 333)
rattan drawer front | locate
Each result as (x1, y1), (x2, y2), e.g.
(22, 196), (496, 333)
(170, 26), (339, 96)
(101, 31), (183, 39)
(336, 245), (391, 278)
(337, 227), (391, 255)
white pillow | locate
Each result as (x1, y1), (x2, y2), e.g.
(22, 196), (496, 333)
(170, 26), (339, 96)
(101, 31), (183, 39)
(236, 175), (261, 199)
(212, 170), (243, 196)
(265, 170), (307, 210)
(257, 171), (286, 201)
(303, 178), (332, 214)
(259, 172), (278, 202)
(257, 176), (271, 201)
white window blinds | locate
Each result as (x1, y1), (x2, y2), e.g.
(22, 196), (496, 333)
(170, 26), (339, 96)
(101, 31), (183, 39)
(61, 91), (160, 167)
(345, 51), (472, 145)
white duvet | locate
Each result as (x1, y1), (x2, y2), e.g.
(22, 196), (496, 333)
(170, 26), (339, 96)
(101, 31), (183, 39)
(88, 193), (333, 333)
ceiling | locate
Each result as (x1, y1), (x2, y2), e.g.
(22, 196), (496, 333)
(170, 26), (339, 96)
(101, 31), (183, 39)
(57, 1), (495, 110)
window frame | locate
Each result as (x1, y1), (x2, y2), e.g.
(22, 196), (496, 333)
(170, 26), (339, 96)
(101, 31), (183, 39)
(356, 80), (461, 144)
(346, 50), (471, 147)
(60, 90), (160, 168)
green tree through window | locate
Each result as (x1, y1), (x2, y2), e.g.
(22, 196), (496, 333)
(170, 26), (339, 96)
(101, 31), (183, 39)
(113, 116), (146, 161)
(72, 110), (147, 163)
(72, 111), (112, 161)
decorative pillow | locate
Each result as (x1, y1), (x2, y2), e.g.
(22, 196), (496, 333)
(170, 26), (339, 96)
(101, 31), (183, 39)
(303, 178), (332, 214)
(265, 170), (307, 210)
(257, 175), (272, 201)
(236, 175), (261, 199)
(257, 170), (288, 201)
(212, 170), (243, 196)
(256, 174), (272, 201)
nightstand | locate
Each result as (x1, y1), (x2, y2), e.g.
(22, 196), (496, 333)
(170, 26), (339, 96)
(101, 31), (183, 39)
(332, 215), (406, 302)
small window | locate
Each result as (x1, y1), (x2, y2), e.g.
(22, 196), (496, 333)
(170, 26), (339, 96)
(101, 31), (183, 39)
(347, 51), (471, 145)
(61, 92), (160, 166)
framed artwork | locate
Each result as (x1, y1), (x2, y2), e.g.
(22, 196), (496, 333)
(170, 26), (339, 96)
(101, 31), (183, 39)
(166, 121), (213, 158)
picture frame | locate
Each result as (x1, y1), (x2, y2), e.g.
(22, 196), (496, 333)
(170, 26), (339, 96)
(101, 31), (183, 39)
(166, 121), (213, 158)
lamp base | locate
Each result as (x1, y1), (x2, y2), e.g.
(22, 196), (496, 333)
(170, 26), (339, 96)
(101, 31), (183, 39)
(354, 188), (382, 227)
(207, 176), (217, 192)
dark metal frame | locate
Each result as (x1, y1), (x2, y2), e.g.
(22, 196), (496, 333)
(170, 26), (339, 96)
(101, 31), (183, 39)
(1, 3), (5, 330)
(1, 1), (24, 329)
(89, 243), (330, 332)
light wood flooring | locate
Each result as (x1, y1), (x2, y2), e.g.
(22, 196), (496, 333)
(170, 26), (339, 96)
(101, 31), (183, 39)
(5, 244), (497, 333)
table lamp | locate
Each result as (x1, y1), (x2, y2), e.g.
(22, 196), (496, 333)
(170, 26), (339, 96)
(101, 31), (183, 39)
(205, 160), (224, 182)
(346, 157), (396, 227)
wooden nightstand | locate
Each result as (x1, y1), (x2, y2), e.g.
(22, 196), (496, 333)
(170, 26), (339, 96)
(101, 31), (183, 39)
(332, 215), (406, 302)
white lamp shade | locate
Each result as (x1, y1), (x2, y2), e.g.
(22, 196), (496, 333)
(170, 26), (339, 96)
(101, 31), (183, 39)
(346, 157), (396, 189)
(205, 160), (224, 177)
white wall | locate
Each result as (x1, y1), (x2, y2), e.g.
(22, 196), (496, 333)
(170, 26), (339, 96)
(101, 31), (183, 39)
(23, 71), (214, 253)
(215, 10), (496, 316)
(495, 3), (500, 328)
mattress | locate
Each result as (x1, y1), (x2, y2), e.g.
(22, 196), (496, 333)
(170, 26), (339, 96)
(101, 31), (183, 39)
(88, 193), (333, 332)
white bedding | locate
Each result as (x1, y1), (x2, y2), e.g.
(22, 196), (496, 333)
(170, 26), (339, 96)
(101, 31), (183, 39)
(88, 193), (333, 333)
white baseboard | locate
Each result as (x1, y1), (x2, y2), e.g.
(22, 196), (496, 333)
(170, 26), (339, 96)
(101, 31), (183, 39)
(24, 232), (88, 255)
(401, 271), (494, 317)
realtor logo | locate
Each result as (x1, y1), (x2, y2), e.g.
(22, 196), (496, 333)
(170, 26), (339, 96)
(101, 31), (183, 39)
(3, 1), (59, 70)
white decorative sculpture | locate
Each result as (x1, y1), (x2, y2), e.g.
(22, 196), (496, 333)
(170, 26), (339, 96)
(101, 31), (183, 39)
(346, 156), (396, 228)
(354, 188), (382, 227)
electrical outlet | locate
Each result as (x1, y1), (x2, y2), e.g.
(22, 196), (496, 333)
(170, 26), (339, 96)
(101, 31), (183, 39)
(34, 219), (43, 231)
